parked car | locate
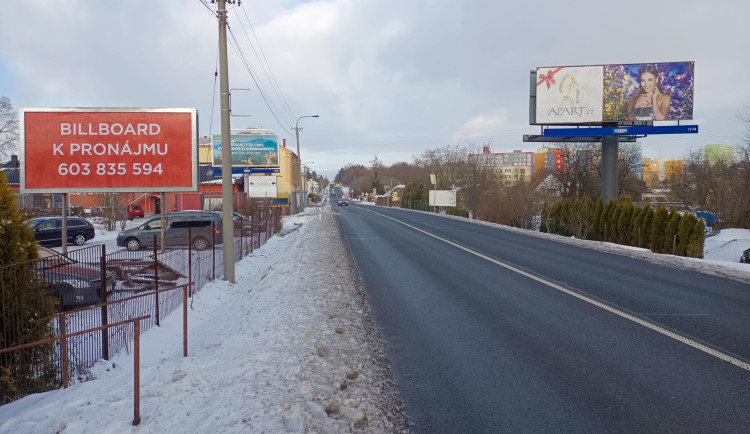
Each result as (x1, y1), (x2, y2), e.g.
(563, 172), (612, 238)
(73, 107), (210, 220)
(741, 248), (750, 264)
(37, 246), (115, 311)
(127, 204), (144, 220)
(232, 212), (252, 237)
(116, 211), (223, 251)
(337, 198), (349, 206)
(27, 216), (96, 247)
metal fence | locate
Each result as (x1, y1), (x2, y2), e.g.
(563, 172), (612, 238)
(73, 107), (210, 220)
(0, 204), (283, 404)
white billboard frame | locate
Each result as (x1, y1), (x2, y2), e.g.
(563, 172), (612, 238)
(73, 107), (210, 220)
(429, 190), (457, 207)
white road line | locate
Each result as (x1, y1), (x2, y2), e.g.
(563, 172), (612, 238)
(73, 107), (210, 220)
(360, 207), (750, 373)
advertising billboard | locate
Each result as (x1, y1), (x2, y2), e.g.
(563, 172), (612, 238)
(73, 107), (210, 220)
(20, 108), (198, 193)
(533, 61), (694, 124)
(429, 190), (457, 207)
(211, 133), (279, 168)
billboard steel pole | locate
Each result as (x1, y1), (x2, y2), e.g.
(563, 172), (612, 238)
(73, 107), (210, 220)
(601, 133), (618, 204)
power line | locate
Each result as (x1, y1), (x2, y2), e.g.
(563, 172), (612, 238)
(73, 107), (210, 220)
(227, 25), (291, 136)
(234, 8), (297, 124)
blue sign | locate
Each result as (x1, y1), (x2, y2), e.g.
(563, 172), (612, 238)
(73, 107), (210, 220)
(212, 168), (279, 176)
(543, 125), (699, 137)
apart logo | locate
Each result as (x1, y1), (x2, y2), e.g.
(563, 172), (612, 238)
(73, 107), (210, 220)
(613, 128), (628, 134)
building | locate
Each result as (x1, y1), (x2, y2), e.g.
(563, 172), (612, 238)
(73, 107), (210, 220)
(534, 147), (564, 178)
(704, 144), (733, 166)
(468, 146), (535, 185)
(642, 158), (683, 189)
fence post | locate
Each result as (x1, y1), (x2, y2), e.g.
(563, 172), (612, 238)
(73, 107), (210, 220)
(211, 222), (216, 281)
(133, 319), (141, 426)
(188, 227), (193, 298)
(252, 209), (256, 252)
(183, 285), (188, 357)
(153, 235), (159, 327)
(673, 234), (677, 255)
(100, 244), (109, 360)
(60, 313), (69, 389)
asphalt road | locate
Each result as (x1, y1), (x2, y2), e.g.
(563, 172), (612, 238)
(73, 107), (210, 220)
(335, 202), (750, 433)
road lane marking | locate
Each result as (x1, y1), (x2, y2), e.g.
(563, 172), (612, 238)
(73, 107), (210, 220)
(359, 207), (750, 373)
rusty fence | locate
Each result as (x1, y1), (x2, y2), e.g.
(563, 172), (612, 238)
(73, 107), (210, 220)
(0, 205), (283, 405)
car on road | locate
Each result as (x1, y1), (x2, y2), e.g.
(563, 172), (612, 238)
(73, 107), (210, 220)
(27, 216), (96, 247)
(127, 204), (144, 220)
(337, 198), (349, 206)
(37, 246), (115, 311)
(116, 211), (223, 251)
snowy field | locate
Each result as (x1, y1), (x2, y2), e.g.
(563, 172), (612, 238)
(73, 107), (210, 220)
(1, 201), (748, 433)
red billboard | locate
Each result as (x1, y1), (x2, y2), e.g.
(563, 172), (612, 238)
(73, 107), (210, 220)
(20, 108), (198, 192)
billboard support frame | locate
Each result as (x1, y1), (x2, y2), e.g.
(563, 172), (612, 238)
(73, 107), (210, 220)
(527, 64), (697, 203)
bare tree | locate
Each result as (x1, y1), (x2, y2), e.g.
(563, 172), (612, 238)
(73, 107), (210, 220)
(671, 148), (750, 229)
(0, 97), (19, 159)
(550, 142), (597, 199)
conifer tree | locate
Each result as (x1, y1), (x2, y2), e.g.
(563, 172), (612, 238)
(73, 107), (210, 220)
(640, 205), (654, 248)
(664, 207), (682, 254)
(629, 204), (645, 247)
(649, 204), (669, 253)
(617, 199), (634, 245)
(676, 213), (698, 256)
(0, 172), (58, 403)
(608, 200), (622, 243)
(687, 219), (706, 258)
(591, 197), (604, 241)
(598, 200), (613, 241)
(558, 198), (574, 237)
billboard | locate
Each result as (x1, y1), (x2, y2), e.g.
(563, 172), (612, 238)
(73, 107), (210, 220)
(246, 175), (278, 198)
(212, 133), (279, 167)
(533, 61), (694, 124)
(429, 190), (457, 207)
(20, 108), (198, 193)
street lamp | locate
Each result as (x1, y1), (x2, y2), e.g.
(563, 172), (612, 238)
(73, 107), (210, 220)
(293, 115), (319, 211)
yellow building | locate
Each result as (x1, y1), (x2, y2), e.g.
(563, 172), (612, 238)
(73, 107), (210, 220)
(199, 135), (301, 206)
(498, 165), (532, 186)
(642, 158), (683, 189)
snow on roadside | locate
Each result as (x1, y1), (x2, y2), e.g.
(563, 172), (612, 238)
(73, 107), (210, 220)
(0, 205), (408, 434)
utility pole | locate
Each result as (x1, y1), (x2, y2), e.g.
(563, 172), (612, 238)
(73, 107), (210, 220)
(293, 115), (319, 213)
(218, 0), (235, 282)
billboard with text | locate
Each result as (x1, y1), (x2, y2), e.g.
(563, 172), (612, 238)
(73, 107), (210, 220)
(533, 61), (694, 124)
(20, 108), (198, 192)
(211, 134), (279, 168)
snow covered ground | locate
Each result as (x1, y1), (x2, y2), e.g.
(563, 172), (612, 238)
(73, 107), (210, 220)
(1, 203), (409, 433)
(1, 201), (749, 433)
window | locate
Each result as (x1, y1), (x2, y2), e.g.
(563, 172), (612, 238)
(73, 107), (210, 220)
(143, 219), (162, 230)
(39, 220), (56, 230)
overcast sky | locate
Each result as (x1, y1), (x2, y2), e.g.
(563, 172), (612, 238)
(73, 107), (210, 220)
(2, 0), (749, 178)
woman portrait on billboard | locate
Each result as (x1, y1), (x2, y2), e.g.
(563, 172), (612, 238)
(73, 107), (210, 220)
(628, 65), (671, 121)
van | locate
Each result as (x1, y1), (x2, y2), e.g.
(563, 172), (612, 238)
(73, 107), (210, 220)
(116, 211), (223, 251)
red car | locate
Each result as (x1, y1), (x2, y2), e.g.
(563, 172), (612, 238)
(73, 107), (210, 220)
(127, 205), (144, 220)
